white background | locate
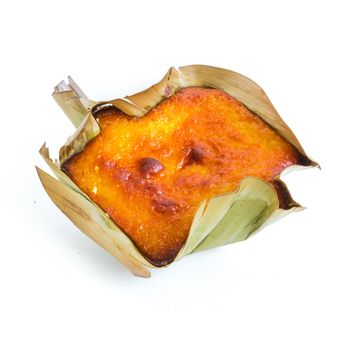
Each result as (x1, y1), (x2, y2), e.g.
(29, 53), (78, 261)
(1, 1), (349, 349)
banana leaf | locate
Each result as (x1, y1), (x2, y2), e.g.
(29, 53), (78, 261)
(37, 65), (318, 277)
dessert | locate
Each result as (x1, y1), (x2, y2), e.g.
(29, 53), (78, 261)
(62, 87), (307, 266)
(37, 65), (317, 277)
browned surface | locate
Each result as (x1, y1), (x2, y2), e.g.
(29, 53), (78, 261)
(63, 87), (303, 266)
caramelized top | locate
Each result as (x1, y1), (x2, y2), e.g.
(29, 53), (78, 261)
(63, 87), (303, 266)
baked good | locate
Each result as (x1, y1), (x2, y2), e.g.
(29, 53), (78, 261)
(62, 87), (307, 266)
(37, 65), (317, 277)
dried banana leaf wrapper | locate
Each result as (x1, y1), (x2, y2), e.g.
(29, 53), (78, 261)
(37, 65), (317, 278)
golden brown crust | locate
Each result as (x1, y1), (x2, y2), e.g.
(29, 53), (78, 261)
(63, 87), (304, 266)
